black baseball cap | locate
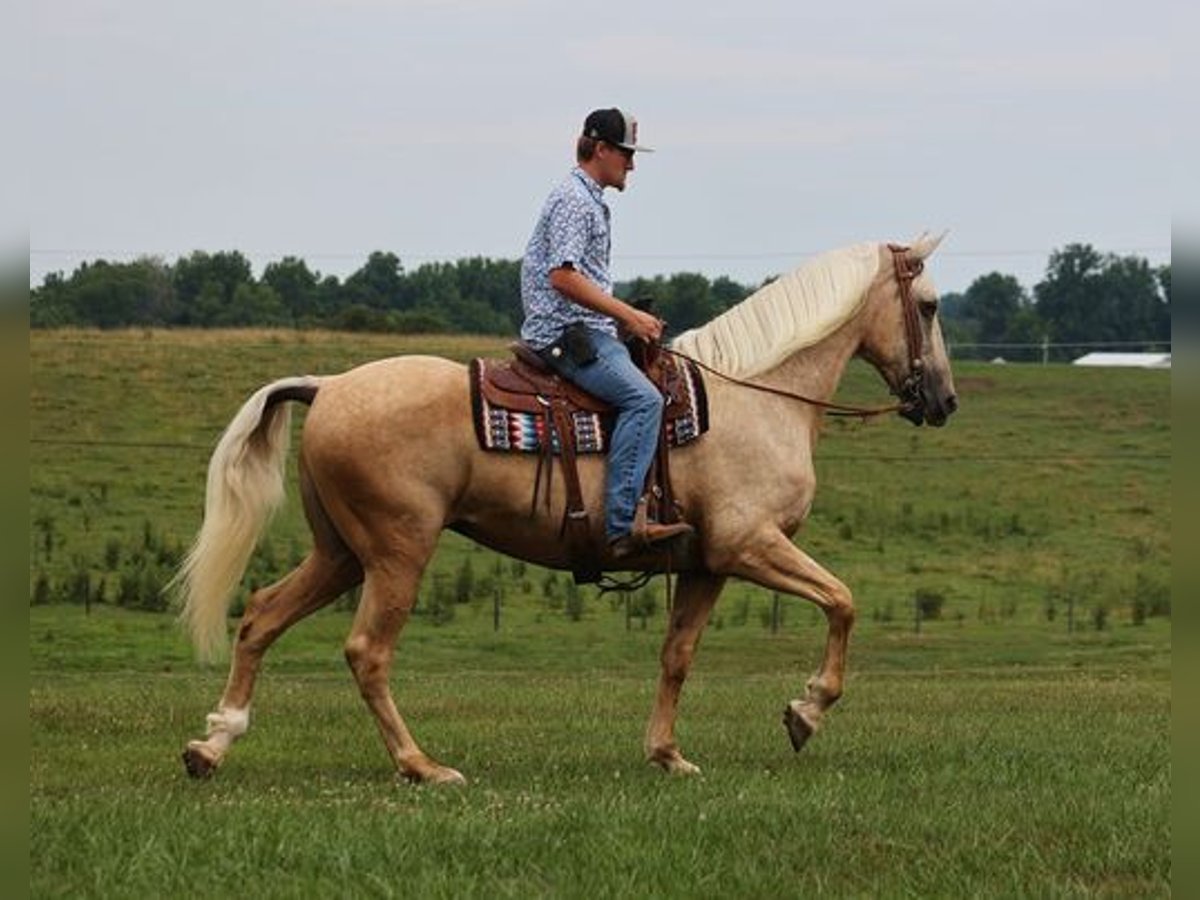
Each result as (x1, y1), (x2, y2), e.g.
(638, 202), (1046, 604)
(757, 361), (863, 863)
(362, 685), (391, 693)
(582, 108), (654, 153)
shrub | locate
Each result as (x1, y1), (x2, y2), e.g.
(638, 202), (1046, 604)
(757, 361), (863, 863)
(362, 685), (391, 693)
(630, 589), (657, 628)
(565, 581), (584, 621)
(61, 560), (92, 605)
(1131, 595), (1147, 626)
(455, 558), (475, 604)
(729, 595), (750, 627)
(1135, 572), (1171, 618)
(31, 572), (52, 606)
(914, 587), (946, 621)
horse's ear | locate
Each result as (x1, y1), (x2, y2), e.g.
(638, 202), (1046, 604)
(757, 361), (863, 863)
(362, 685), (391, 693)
(909, 230), (947, 261)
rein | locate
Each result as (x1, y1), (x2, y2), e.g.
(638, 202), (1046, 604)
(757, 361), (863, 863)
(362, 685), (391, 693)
(660, 346), (904, 419)
(660, 245), (926, 421)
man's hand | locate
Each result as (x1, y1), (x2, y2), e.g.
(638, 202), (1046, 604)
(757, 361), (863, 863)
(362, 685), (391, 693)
(622, 306), (664, 343)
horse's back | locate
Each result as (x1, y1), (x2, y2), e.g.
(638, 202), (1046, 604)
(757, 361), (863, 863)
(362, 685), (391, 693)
(312, 354), (468, 418)
(301, 354), (474, 482)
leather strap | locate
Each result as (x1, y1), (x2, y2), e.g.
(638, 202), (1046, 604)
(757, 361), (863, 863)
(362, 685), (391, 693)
(549, 397), (600, 581)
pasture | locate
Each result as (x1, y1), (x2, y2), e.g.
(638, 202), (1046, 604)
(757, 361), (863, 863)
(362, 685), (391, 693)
(31, 330), (1170, 896)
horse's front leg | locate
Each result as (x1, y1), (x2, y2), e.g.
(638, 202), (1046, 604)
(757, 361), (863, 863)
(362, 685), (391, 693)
(644, 572), (726, 775)
(728, 529), (855, 751)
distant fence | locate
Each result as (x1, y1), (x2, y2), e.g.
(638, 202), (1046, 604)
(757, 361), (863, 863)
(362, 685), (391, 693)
(948, 340), (1172, 364)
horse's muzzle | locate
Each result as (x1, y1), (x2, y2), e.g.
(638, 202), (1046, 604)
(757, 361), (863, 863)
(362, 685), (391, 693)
(922, 391), (958, 427)
(900, 390), (957, 427)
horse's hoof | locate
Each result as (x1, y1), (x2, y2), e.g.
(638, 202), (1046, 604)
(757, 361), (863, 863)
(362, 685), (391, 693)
(782, 703), (816, 752)
(648, 749), (702, 776)
(664, 757), (702, 776)
(430, 766), (467, 786)
(182, 743), (218, 779)
(403, 765), (467, 786)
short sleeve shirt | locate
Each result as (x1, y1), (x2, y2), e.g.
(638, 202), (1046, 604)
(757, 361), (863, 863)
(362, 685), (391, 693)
(519, 167), (619, 348)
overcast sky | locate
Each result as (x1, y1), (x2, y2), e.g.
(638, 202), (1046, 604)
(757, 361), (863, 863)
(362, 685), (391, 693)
(29, 0), (1171, 297)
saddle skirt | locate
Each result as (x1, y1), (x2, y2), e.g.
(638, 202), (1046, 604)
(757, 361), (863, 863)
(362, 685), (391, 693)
(468, 352), (709, 455)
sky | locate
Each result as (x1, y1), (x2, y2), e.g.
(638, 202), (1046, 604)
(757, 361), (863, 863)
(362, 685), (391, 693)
(28, 0), (1172, 298)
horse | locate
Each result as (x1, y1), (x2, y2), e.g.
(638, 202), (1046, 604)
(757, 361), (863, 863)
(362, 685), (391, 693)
(174, 235), (957, 784)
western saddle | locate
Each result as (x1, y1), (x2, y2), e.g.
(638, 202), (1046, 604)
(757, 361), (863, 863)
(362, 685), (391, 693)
(469, 340), (706, 583)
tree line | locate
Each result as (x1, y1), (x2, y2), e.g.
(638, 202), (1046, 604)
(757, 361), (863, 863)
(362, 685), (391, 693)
(939, 244), (1170, 359)
(31, 244), (1169, 353)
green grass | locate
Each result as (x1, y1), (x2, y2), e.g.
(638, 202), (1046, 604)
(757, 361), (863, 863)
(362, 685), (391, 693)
(32, 606), (1169, 898)
(30, 329), (1171, 897)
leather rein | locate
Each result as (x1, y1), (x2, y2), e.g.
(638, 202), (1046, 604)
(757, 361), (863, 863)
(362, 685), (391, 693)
(661, 244), (927, 420)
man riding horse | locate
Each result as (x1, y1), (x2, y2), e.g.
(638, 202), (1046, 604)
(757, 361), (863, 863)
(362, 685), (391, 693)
(519, 108), (693, 560)
(173, 107), (958, 783)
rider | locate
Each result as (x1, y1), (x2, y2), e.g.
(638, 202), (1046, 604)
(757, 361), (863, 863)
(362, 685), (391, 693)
(520, 108), (694, 559)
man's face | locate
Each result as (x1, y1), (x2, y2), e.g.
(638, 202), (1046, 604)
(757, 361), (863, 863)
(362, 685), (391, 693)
(597, 142), (635, 191)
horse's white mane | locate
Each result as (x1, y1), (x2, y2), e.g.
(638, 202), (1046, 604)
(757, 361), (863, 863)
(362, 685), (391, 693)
(671, 242), (881, 378)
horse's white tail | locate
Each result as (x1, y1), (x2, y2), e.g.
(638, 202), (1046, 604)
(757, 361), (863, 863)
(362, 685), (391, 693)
(172, 375), (321, 662)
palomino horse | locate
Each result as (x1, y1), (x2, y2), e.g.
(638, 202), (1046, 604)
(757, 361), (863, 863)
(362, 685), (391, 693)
(175, 235), (957, 784)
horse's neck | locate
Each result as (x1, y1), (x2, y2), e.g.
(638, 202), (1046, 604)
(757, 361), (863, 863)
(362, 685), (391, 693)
(754, 317), (861, 409)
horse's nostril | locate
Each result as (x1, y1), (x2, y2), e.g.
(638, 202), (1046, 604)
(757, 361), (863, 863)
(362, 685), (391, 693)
(945, 394), (958, 413)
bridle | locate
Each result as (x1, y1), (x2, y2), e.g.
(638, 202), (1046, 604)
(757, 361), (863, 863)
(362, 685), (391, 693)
(887, 243), (927, 414)
(661, 244), (929, 420)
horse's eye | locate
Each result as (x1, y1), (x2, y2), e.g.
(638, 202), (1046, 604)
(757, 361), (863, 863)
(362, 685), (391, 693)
(919, 298), (939, 316)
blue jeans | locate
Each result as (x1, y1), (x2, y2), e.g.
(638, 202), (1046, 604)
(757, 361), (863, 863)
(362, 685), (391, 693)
(543, 329), (664, 540)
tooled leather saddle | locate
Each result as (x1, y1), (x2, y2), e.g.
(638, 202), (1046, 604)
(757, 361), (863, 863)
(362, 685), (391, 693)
(468, 342), (709, 583)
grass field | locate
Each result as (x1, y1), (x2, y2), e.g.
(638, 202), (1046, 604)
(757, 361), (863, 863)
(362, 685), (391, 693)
(30, 329), (1171, 897)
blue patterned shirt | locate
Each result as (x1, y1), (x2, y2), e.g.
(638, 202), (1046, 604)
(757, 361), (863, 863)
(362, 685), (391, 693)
(520, 167), (618, 349)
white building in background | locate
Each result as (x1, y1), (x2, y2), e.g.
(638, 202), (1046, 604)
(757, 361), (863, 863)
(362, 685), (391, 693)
(1072, 352), (1171, 368)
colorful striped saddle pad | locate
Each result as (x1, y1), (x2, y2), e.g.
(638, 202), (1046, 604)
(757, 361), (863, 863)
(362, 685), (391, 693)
(469, 353), (709, 455)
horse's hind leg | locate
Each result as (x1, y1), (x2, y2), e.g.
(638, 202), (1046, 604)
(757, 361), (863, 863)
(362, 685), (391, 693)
(344, 549), (466, 785)
(644, 572), (726, 775)
(182, 549), (363, 778)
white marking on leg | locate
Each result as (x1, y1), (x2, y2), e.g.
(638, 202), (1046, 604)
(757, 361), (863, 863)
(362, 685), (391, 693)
(204, 706), (250, 754)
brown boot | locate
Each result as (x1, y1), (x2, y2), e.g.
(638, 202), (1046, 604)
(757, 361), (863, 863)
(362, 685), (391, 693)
(608, 521), (694, 560)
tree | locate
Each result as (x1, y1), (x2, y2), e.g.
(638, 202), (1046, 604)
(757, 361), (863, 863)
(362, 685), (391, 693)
(1157, 265), (1171, 306)
(31, 257), (178, 328)
(262, 257), (319, 322)
(173, 251), (253, 325)
(1035, 244), (1168, 347)
(31, 275), (69, 327)
(226, 282), (289, 327)
(1157, 265), (1171, 339)
(710, 275), (749, 312)
(961, 273), (1028, 344)
(343, 251), (404, 310)
(660, 273), (721, 333)
(620, 272), (732, 334)
(450, 257), (522, 329)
